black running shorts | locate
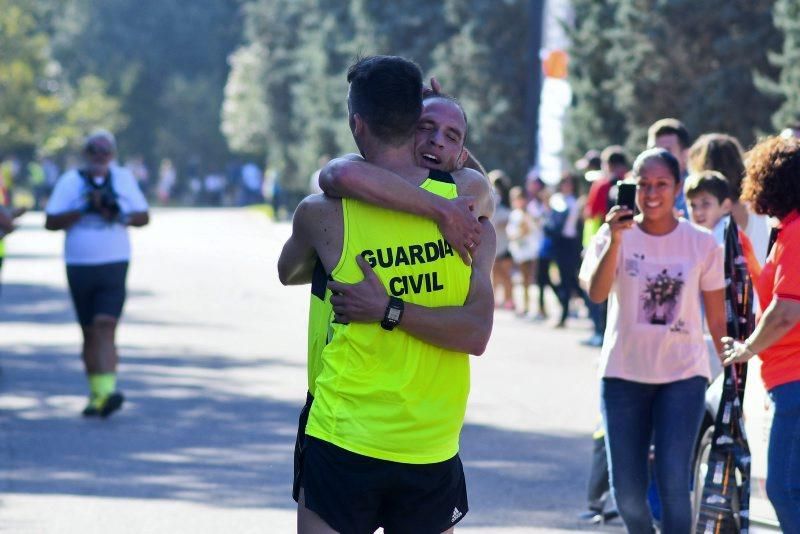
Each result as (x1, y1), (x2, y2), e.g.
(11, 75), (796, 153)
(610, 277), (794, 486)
(66, 261), (128, 326)
(301, 436), (468, 534)
(292, 391), (313, 502)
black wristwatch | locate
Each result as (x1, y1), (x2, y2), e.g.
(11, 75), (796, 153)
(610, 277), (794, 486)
(380, 297), (404, 331)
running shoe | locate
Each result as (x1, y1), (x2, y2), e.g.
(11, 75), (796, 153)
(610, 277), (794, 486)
(82, 392), (125, 418)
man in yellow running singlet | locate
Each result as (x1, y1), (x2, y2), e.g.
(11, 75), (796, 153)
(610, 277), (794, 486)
(279, 56), (495, 534)
(289, 90), (492, 507)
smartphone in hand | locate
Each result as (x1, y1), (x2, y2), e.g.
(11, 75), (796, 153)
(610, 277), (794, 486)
(616, 182), (636, 221)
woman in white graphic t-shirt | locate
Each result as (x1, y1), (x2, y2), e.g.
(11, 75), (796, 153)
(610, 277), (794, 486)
(579, 148), (727, 534)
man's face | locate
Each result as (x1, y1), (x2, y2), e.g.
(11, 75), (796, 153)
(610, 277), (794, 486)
(414, 99), (467, 172)
(654, 134), (687, 173)
(83, 137), (115, 177)
(85, 153), (113, 177)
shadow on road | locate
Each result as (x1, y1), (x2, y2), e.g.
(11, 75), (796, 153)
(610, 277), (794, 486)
(0, 283), (74, 324)
(1, 343), (597, 530)
(5, 252), (62, 260)
(0, 283), (219, 329)
(0, 344), (302, 509)
(461, 423), (596, 530)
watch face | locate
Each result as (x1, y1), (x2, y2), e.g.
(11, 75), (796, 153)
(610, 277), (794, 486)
(387, 308), (402, 321)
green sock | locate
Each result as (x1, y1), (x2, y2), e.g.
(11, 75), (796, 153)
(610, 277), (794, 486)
(88, 373), (117, 401)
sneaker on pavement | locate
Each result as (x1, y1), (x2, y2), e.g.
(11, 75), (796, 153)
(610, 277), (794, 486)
(100, 392), (125, 418)
(580, 334), (604, 347)
(82, 392), (125, 418)
(82, 399), (100, 417)
(577, 509), (619, 525)
(577, 509), (603, 523)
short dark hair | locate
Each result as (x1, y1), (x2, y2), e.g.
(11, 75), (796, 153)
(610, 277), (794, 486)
(647, 118), (691, 149)
(347, 56), (423, 146)
(632, 147), (681, 183)
(601, 145), (628, 168)
(684, 170), (731, 204)
(742, 135), (800, 219)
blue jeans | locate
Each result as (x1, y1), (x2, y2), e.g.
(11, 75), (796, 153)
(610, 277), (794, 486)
(601, 376), (706, 534)
(767, 380), (800, 531)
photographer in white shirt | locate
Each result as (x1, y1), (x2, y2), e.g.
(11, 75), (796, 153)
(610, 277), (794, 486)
(45, 130), (149, 418)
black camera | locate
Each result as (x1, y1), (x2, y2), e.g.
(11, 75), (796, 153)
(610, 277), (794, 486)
(90, 189), (121, 219)
(81, 170), (121, 220)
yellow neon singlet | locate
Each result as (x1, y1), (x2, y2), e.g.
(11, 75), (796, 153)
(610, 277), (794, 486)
(305, 170), (472, 464)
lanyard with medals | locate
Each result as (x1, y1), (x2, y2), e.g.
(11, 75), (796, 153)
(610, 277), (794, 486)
(695, 217), (754, 534)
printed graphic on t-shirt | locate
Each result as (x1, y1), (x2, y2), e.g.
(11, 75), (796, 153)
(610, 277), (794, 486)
(637, 262), (685, 325)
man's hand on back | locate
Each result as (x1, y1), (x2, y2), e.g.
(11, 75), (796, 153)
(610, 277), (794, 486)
(435, 196), (481, 266)
(328, 256), (390, 324)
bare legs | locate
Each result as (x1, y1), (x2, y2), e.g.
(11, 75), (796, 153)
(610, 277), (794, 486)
(80, 314), (119, 375)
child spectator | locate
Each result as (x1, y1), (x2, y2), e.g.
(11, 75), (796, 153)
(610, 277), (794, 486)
(684, 171), (760, 279)
(507, 186), (541, 317)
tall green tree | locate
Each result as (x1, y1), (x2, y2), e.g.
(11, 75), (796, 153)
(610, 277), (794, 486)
(229, 0), (307, 187)
(52, 0), (241, 169)
(290, 0), (360, 183)
(430, 0), (534, 180)
(0, 0), (124, 157)
(349, 1), (453, 71)
(221, 42), (270, 159)
(606, 0), (778, 152)
(564, 0), (627, 161)
(756, 0), (800, 132)
(41, 75), (127, 156)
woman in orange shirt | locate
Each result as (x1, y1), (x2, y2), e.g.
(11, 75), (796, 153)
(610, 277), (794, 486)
(722, 135), (800, 531)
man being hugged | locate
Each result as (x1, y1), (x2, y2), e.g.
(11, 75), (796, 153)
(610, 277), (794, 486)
(279, 56), (494, 534)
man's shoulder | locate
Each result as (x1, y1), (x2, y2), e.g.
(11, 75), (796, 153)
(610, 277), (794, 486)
(451, 168), (491, 199)
(298, 192), (341, 209)
(451, 167), (487, 186)
(111, 165), (137, 183)
(295, 194), (342, 225)
(58, 168), (82, 182)
(51, 169), (84, 193)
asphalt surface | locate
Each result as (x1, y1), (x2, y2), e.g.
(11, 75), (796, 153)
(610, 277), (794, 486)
(0, 208), (623, 533)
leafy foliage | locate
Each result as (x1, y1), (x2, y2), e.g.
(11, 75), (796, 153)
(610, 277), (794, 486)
(50, 0), (241, 168)
(755, 0), (800, 132)
(601, 0), (778, 152)
(563, 0), (626, 162)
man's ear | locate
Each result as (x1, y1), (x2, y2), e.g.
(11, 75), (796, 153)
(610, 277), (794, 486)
(456, 148), (468, 170)
(351, 113), (364, 137)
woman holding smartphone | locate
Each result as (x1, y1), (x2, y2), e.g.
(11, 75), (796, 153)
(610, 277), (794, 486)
(579, 148), (727, 533)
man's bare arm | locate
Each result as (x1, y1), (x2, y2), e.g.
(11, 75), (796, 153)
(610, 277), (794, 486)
(452, 167), (494, 220)
(0, 209), (14, 234)
(328, 220), (496, 355)
(278, 197), (321, 285)
(45, 211), (82, 231)
(319, 157), (481, 265)
(127, 212), (149, 227)
(399, 220), (495, 354)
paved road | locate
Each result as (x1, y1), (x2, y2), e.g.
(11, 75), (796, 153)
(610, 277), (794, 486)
(0, 209), (622, 533)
